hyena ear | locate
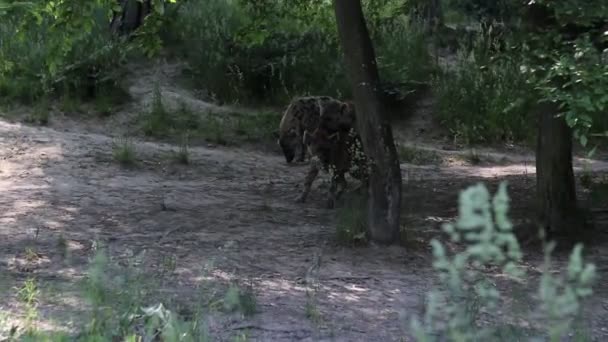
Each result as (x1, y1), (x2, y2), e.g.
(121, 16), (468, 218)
(340, 102), (349, 113)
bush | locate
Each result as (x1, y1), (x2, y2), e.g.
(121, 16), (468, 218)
(434, 28), (536, 145)
(0, 3), (131, 106)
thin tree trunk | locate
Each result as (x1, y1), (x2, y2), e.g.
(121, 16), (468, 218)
(536, 103), (582, 235)
(333, 0), (402, 244)
(110, 0), (152, 36)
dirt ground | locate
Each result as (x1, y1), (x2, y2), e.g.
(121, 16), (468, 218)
(1, 63), (608, 341)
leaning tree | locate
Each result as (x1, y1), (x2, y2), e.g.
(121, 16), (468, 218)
(333, 0), (403, 244)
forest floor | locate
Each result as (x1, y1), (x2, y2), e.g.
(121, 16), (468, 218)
(1, 61), (608, 341)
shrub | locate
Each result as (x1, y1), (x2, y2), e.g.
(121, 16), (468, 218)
(434, 27), (536, 145)
(0, 3), (131, 106)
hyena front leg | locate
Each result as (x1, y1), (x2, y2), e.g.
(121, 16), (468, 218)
(296, 156), (320, 203)
(297, 127), (307, 163)
(297, 141), (307, 163)
(326, 169), (347, 209)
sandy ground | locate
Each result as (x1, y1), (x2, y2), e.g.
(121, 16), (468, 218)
(1, 62), (608, 341)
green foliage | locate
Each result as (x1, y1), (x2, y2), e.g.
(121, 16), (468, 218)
(539, 243), (596, 341)
(222, 282), (257, 317)
(24, 99), (51, 126)
(520, 0), (608, 148)
(112, 137), (137, 167)
(398, 145), (442, 165)
(77, 248), (214, 341)
(161, 0), (347, 104)
(2, 0), (438, 110)
(141, 84), (174, 137)
(3, 246), (260, 340)
(375, 15), (438, 87)
(0, 1), (126, 102)
(305, 291), (322, 325)
(161, 0), (434, 105)
(445, 0), (517, 23)
(172, 134), (191, 165)
(435, 28), (536, 144)
(16, 278), (40, 333)
(410, 182), (597, 341)
(138, 88), (279, 146)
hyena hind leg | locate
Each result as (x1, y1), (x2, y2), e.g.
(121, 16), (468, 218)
(296, 157), (320, 203)
(326, 172), (347, 209)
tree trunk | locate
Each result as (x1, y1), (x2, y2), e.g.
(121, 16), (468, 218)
(110, 0), (152, 36)
(333, 0), (402, 244)
(536, 103), (582, 235)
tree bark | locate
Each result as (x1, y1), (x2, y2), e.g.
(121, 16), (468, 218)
(536, 103), (582, 235)
(333, 0), (402, 244)
(110, 0), (152, 36)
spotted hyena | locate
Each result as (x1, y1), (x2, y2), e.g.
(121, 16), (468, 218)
(277, 96), (355, 163)
(296, 117), (369, 209)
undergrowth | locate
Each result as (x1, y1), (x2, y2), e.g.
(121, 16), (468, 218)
(112, 137), (137, 167)
(161, 0), (435, 105)
(335, 193), (368, 246)
(139, 86), (279, 146)
(434, 26), (536, 145)
(2, 246), (257, 341)
(398, 144), (442, 165)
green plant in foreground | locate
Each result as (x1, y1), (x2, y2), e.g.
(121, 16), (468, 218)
(16, 278), (40, 334)
(142, 83), (171, 137)
(305, 289), (322, 325)
(172, 134), (191, 165)
(410, 182), (597, 341)
(398, 145), (442, 165)
(335, 194), (368, 246)
(80, 248), (211, 341)
(24, 100), (50, 126)
(112, 137), (136, 167)
(222, 282), (257, 317)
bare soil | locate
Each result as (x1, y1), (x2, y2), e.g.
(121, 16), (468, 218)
(1, 62), (608, 341)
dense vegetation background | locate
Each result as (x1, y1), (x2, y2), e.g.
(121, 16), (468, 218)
(0, 0), (606, 340)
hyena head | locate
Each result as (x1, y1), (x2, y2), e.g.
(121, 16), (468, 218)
(319, 100), (356, 132)
(277, 127), (299, 163)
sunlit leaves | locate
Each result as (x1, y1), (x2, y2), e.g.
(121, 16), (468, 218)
(521, 0), (608, 147)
